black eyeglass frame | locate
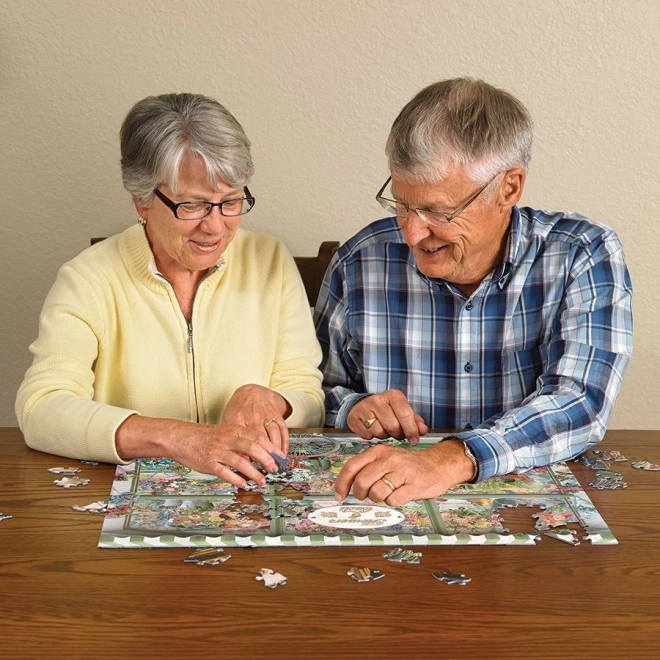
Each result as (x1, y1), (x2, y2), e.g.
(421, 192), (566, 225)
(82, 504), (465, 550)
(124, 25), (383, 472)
(153, 187), (255, 220)
(375, 172), (501, 226)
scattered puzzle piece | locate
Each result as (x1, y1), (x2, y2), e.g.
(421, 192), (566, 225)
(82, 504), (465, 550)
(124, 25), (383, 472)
(48, 466), (81, 475)
(432, 570), (471, 586)
(54, 477), (90, 488)
(589, 477), (628, 490)
(347, 567), (386, 582)
(256, 568), (287, 588)
(593, 450), (627, 462)
(382, 548), (422, 564)
(71, 501), (107, 513)
(0, 512), (12, 522)
(183, 548), (232, 565)
(544, 529), (580, 546)
(595, 470), (623, 481)
(80, 460), (99, 465)
(631, 461), (660, 471)
(575, 455), (609, 470)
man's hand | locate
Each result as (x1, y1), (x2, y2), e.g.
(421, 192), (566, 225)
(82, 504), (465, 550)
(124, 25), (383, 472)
(347, 389), (428, 444)
(334, 440), (476, 506)
(220, 384), (292, 454)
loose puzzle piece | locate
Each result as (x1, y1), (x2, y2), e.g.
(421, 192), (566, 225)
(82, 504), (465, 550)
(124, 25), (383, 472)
(256, 568), (287, 588)
(80, 460), (99, 465)
(184, 548), (232, 565)
(54, 477), (90, 488)
(544, 529), (580, 545)
(432, 570), (471, 586)
(382, 548), (422, 564)
(347, 567), (386, 582)
(589, 477), (628, 490)
(575, 455), (609, 470)
(0, 512), (12, 522)
(595, 470), (623, 481)
(631, 461), (660, 471)
(71, 501), (107, 513)
(592, 450), (627, 462)
(48, 466), (82, 475)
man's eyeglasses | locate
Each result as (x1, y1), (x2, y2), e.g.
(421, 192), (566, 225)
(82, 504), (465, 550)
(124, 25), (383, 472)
(375, 172), (501, 227)
(153, 187), (255, 220)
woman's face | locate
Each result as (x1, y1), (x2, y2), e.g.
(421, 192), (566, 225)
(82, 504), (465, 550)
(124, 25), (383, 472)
(134, 153), (244, 279)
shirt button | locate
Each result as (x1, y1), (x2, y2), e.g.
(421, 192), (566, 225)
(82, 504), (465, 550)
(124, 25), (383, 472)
(464, 362), (473, 373)
(465, 301), (473, 311)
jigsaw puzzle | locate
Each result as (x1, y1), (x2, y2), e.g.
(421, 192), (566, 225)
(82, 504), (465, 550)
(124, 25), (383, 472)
(99, 433), (617, 548)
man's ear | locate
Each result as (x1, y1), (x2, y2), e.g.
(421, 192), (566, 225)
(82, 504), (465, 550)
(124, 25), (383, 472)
(498, 168), (526, 210)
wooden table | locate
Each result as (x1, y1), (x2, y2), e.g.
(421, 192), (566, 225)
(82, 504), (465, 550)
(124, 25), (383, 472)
(1, 428), (659, 659)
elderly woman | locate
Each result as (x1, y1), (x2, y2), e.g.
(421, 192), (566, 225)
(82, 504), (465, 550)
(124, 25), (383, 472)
(16, 93), (324, 488)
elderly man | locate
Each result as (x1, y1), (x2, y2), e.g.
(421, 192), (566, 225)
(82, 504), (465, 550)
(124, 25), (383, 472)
(315, 77), (632, 505)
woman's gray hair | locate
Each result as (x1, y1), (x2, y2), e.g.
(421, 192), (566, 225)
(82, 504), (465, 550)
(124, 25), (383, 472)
(120, 93), (254, 205)
(386, 78), (533, 186)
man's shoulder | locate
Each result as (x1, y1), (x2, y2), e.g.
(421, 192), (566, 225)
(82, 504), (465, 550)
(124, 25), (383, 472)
(336, 217), (404, 262)
(519, 207), (618, 245)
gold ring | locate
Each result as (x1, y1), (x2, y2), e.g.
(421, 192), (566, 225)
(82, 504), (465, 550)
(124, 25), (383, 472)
(381, 477), (396, 491)
(364, 417), (377, 429)
(264, 417), (277, 427)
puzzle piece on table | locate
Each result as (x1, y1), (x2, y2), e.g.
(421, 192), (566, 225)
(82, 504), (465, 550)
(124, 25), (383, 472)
(348, 567), (385, 582)
(256, 568), (287, 588)
(432, 570), (471, 586)
(48, 466), (82, 475)
(54, 476), (90, 488)
(184, 548), (232, 565)
(382, 548), (422, 564)
(80, 460), (99, 465)
(184, 548), (229, 563)
(592, 450), (627, 462)
(544, 529), (580, 546)
(71, 501), (107, 513)
(631, 461), (660, 471)
(589, 477), (628, 490)
(0, 512), (12, 522)
(575, 455), (609, 470)
(595, 470), (623, 481)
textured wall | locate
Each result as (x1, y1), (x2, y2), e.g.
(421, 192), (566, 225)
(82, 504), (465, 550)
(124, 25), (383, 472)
(1, 0), (658, 427)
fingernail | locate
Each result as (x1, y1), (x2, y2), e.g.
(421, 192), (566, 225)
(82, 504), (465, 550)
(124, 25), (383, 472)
(334, 492), (342, 502)
(410, 437), (419, 445)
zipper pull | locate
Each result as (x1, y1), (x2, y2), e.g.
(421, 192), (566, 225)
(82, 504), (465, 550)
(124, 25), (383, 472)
(187, 323), (193, 353)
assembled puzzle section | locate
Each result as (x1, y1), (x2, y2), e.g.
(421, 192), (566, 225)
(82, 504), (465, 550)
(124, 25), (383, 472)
(99, 433), (616, 548)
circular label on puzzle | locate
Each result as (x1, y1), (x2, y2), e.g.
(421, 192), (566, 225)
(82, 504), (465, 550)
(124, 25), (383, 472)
(307, 505), (405, 529)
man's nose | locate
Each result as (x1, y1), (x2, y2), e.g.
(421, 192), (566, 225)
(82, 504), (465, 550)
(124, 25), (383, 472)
(401, 210), (432, 244)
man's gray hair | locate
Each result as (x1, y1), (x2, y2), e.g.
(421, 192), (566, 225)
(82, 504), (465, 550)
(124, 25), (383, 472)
(386, 78), (532, 186)
(120, 93), (254, 205)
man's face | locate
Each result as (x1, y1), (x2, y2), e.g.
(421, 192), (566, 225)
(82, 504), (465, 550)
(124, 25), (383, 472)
(391, 167), (514, 293)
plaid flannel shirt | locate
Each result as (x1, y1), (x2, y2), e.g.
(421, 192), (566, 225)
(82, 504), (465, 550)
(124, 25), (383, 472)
(314, 207), (633, 481)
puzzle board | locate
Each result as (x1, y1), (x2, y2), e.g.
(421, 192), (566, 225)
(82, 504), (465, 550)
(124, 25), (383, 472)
(99, 433), (617, 548)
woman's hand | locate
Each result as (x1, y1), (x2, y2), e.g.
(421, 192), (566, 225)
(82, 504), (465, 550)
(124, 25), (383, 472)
(220, 384), (292, 455)
(115, 414), (285, 489)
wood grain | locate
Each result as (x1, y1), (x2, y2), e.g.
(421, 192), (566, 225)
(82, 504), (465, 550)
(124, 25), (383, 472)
(1, 428), (659, 659)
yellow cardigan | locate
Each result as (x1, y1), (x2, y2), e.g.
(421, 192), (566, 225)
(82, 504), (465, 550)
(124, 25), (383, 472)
(16, 224), (325, 463)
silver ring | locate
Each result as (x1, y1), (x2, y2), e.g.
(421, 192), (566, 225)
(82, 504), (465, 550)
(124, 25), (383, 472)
(264, 417), (277, 427)
(364, 417), (377, 429)
(381, 477), (396, 491)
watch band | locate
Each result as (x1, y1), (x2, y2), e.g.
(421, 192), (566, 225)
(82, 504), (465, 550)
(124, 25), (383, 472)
(462, 441), (479, 482)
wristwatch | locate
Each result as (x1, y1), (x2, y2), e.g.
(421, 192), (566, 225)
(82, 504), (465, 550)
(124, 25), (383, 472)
(461, 441), (479, 482)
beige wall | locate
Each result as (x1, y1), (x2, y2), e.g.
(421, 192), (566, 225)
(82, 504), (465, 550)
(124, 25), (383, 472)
(1, 0), (658, 428)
